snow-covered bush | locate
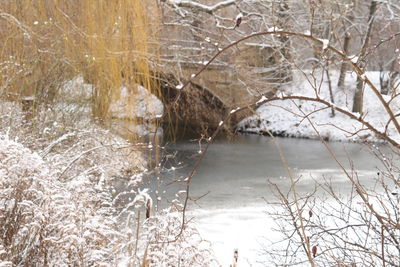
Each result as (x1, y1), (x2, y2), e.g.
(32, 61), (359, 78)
(141, 210), (217, 266)
(0, 94), (147, 182)
(0, 135), (48, 266)
(0, 135), (117, 266)
(114, 197), (218, 267)
(0, 134), (218, 266)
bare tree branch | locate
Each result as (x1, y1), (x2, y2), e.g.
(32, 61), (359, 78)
(162, 0), (236, 14)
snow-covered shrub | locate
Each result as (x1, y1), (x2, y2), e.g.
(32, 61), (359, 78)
(141, 209), (217, 266)
(0, 135), (117, 266)
(114, 196), (218, 267)
(0, 135), (218, 266)
(43, 127), (147, 183)
(0, 135), (49, 265)
(0, 98), (146, 183)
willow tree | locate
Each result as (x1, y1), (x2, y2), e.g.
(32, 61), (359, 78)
(0, 0), (160, 125)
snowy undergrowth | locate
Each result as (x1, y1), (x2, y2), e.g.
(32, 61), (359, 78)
(0, 79), (216, 266)
(0, 133), (217, 266)
(0, 100), (147, 182)
(0, 135), (116, 266)
(116, 201), (218, 266)
(239, 71), (400, 143)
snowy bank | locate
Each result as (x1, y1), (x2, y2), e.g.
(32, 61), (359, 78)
(239, 70), (400, 143)
(60, 77), (164, 138)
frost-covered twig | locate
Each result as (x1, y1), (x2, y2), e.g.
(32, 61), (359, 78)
(40, 132), (76, 157)
(58, 143), (144, 179)
(162, 0), (236, 14)
(0, 12), (38, 40)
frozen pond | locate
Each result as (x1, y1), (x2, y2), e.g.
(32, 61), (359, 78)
(146, 135), (386, 266)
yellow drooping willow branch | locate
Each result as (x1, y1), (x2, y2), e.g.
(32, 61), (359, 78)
(0, 0), (160, 132)
(77, 0), (159, 119)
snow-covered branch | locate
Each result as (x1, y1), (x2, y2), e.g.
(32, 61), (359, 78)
(0, 12), (40, 40)
(163, 0), (236, 14)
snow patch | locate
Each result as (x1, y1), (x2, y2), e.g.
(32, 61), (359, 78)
(256, 95), (268, 104)
(350, 55), (359, 63)
(321, 39), (329, 50)
(267, 26), (282, 32)
(109, 84), (164, 121)
(230, 107), (241, 114)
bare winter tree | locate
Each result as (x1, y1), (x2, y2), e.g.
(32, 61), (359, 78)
(159, 1), (400, 266)
(159, 0), (399, 126)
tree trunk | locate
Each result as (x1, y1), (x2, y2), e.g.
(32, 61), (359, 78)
(352, 0), (378, 113)
(337, 1), (355, 88)
(352, 75), (365, 114)
(337, 32), (351, 88)
(276, 0), (292, 83)
(325, 63), (335, 117)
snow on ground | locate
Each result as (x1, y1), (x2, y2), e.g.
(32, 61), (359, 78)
(239, 70), (400, 143)
(59, 76), (164, 138)
(109, 84), (164, 121)
(109, 84), (164, 138)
